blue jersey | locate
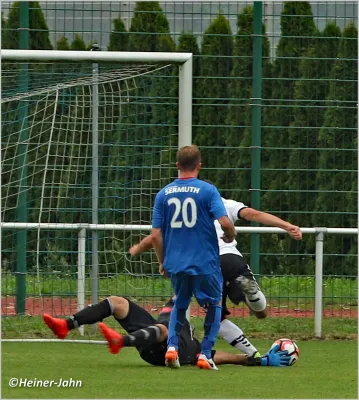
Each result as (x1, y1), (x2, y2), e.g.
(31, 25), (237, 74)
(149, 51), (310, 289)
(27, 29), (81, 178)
(152, 178), (227, 276)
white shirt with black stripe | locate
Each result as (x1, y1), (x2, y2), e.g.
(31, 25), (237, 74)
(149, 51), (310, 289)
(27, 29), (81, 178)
(214, 198), (248, 257)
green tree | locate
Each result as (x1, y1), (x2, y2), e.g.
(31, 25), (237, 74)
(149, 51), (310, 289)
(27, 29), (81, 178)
(176, 33), (200, 126)
(283, 23), (341, 273)
(1, 12), (7, 48)
(259, 2), (317, 275)
(262, 2), (316, 218)
(108, 16), (128, 51)
(1, 2), (54, 272)
(127, 0), (174, 176)
(100, 16), (129, 262)
(56, 36), (70, 50)
(129, 2), (175, 52)
(195, 14), (233, 186)
(177, 33), (200, 77)
(2, 1), (52, 49)
(71, 34), (87, 51)
(224, 5), (271, 204)
(127, 0), (175, 176)
(129, 0), (174, 165)
(315, 23), (357, 275)
(99, 2), (175, 273)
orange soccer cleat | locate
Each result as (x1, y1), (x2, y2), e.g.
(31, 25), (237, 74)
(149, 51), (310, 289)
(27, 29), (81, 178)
(197, 354), (218, 370)
(165, 347), (180, 369)
(43, 314), (69, 340)
(98, 322), (124, 354)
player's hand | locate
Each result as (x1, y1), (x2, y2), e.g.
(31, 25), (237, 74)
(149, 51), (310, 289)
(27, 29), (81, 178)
(286, 224), (302, 240)
(261, 344), (291, 367)
(221, 234), (232, 243)
(221, 228), (236, 243)
(129, 244), (140, 256)
(159, 264), (167, 277)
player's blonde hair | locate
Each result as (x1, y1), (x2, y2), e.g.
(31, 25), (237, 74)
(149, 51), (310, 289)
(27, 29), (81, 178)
(176, 145), (201, 171)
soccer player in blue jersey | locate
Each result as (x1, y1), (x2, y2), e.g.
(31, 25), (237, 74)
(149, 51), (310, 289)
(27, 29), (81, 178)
(151, 145), (236, 370)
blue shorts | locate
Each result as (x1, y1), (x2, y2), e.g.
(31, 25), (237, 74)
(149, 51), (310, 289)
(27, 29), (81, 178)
(171, 271), (223, 308)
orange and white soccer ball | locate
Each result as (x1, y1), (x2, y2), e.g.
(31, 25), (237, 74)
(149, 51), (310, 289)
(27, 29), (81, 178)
(271, 338), (299, 366)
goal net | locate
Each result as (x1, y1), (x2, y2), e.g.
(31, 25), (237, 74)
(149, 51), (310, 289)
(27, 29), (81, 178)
(1, 51), (192, 339)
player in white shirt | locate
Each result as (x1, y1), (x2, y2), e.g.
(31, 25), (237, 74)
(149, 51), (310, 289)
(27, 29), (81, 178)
(213, 194), (302, 358)
(216, 197), (267, 319)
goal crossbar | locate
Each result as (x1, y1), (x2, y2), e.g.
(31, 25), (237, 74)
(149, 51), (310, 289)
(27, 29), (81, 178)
(1, 49), (192, 63)
(1, 49), (193, 147)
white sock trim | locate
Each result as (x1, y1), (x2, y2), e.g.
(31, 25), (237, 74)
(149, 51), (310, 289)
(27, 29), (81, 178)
(106, 298), (115, 315)
(219, 319), (257, 356)
(246, 290), (267, 312)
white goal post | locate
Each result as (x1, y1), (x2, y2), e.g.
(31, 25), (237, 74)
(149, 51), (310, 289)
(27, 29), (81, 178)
(1, 49), (193, 333)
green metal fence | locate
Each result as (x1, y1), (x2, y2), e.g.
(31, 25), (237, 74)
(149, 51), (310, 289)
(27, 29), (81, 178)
(1, 1), (357, 326)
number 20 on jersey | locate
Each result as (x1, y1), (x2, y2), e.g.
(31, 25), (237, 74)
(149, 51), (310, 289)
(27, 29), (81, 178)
(168, 197), (197, 228)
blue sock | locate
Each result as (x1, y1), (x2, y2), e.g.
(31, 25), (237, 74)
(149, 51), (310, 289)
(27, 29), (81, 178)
(201, 305), (222, 358)
(167, 305), (186, 350)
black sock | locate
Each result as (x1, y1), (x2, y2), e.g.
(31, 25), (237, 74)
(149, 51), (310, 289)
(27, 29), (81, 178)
(123, 326), (160, 347)
(66, 299), (112, 329)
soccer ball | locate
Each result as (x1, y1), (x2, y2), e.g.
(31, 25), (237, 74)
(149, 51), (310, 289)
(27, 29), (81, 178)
(271, 338), (299, 366)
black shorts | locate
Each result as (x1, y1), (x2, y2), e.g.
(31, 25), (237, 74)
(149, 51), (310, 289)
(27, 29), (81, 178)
(220, 253), (258, 307)
(116, 300), (202, 366)
(220, 253), (255, 283)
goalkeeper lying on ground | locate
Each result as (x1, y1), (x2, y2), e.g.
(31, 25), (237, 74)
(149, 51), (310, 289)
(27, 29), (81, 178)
(43, 296), (290, 369)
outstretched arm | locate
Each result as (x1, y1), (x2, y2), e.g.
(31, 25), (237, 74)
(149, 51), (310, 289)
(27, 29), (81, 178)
(129, 233), (165, 275)
(129, 235), (153, 256)
(213, 350), (249, 366)
(213, 345), (291, 367)
(239, 208), (302, 240)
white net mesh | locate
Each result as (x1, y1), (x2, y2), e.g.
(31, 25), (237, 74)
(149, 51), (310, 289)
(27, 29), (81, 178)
(2, 61), (178, 336)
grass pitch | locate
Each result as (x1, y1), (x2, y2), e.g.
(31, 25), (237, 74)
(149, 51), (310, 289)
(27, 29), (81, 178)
(2, 315), (357, 340)
(2, 339), (357, 399)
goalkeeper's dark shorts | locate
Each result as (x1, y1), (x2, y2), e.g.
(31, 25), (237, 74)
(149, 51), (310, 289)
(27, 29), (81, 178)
(116, 299), (204, 366)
